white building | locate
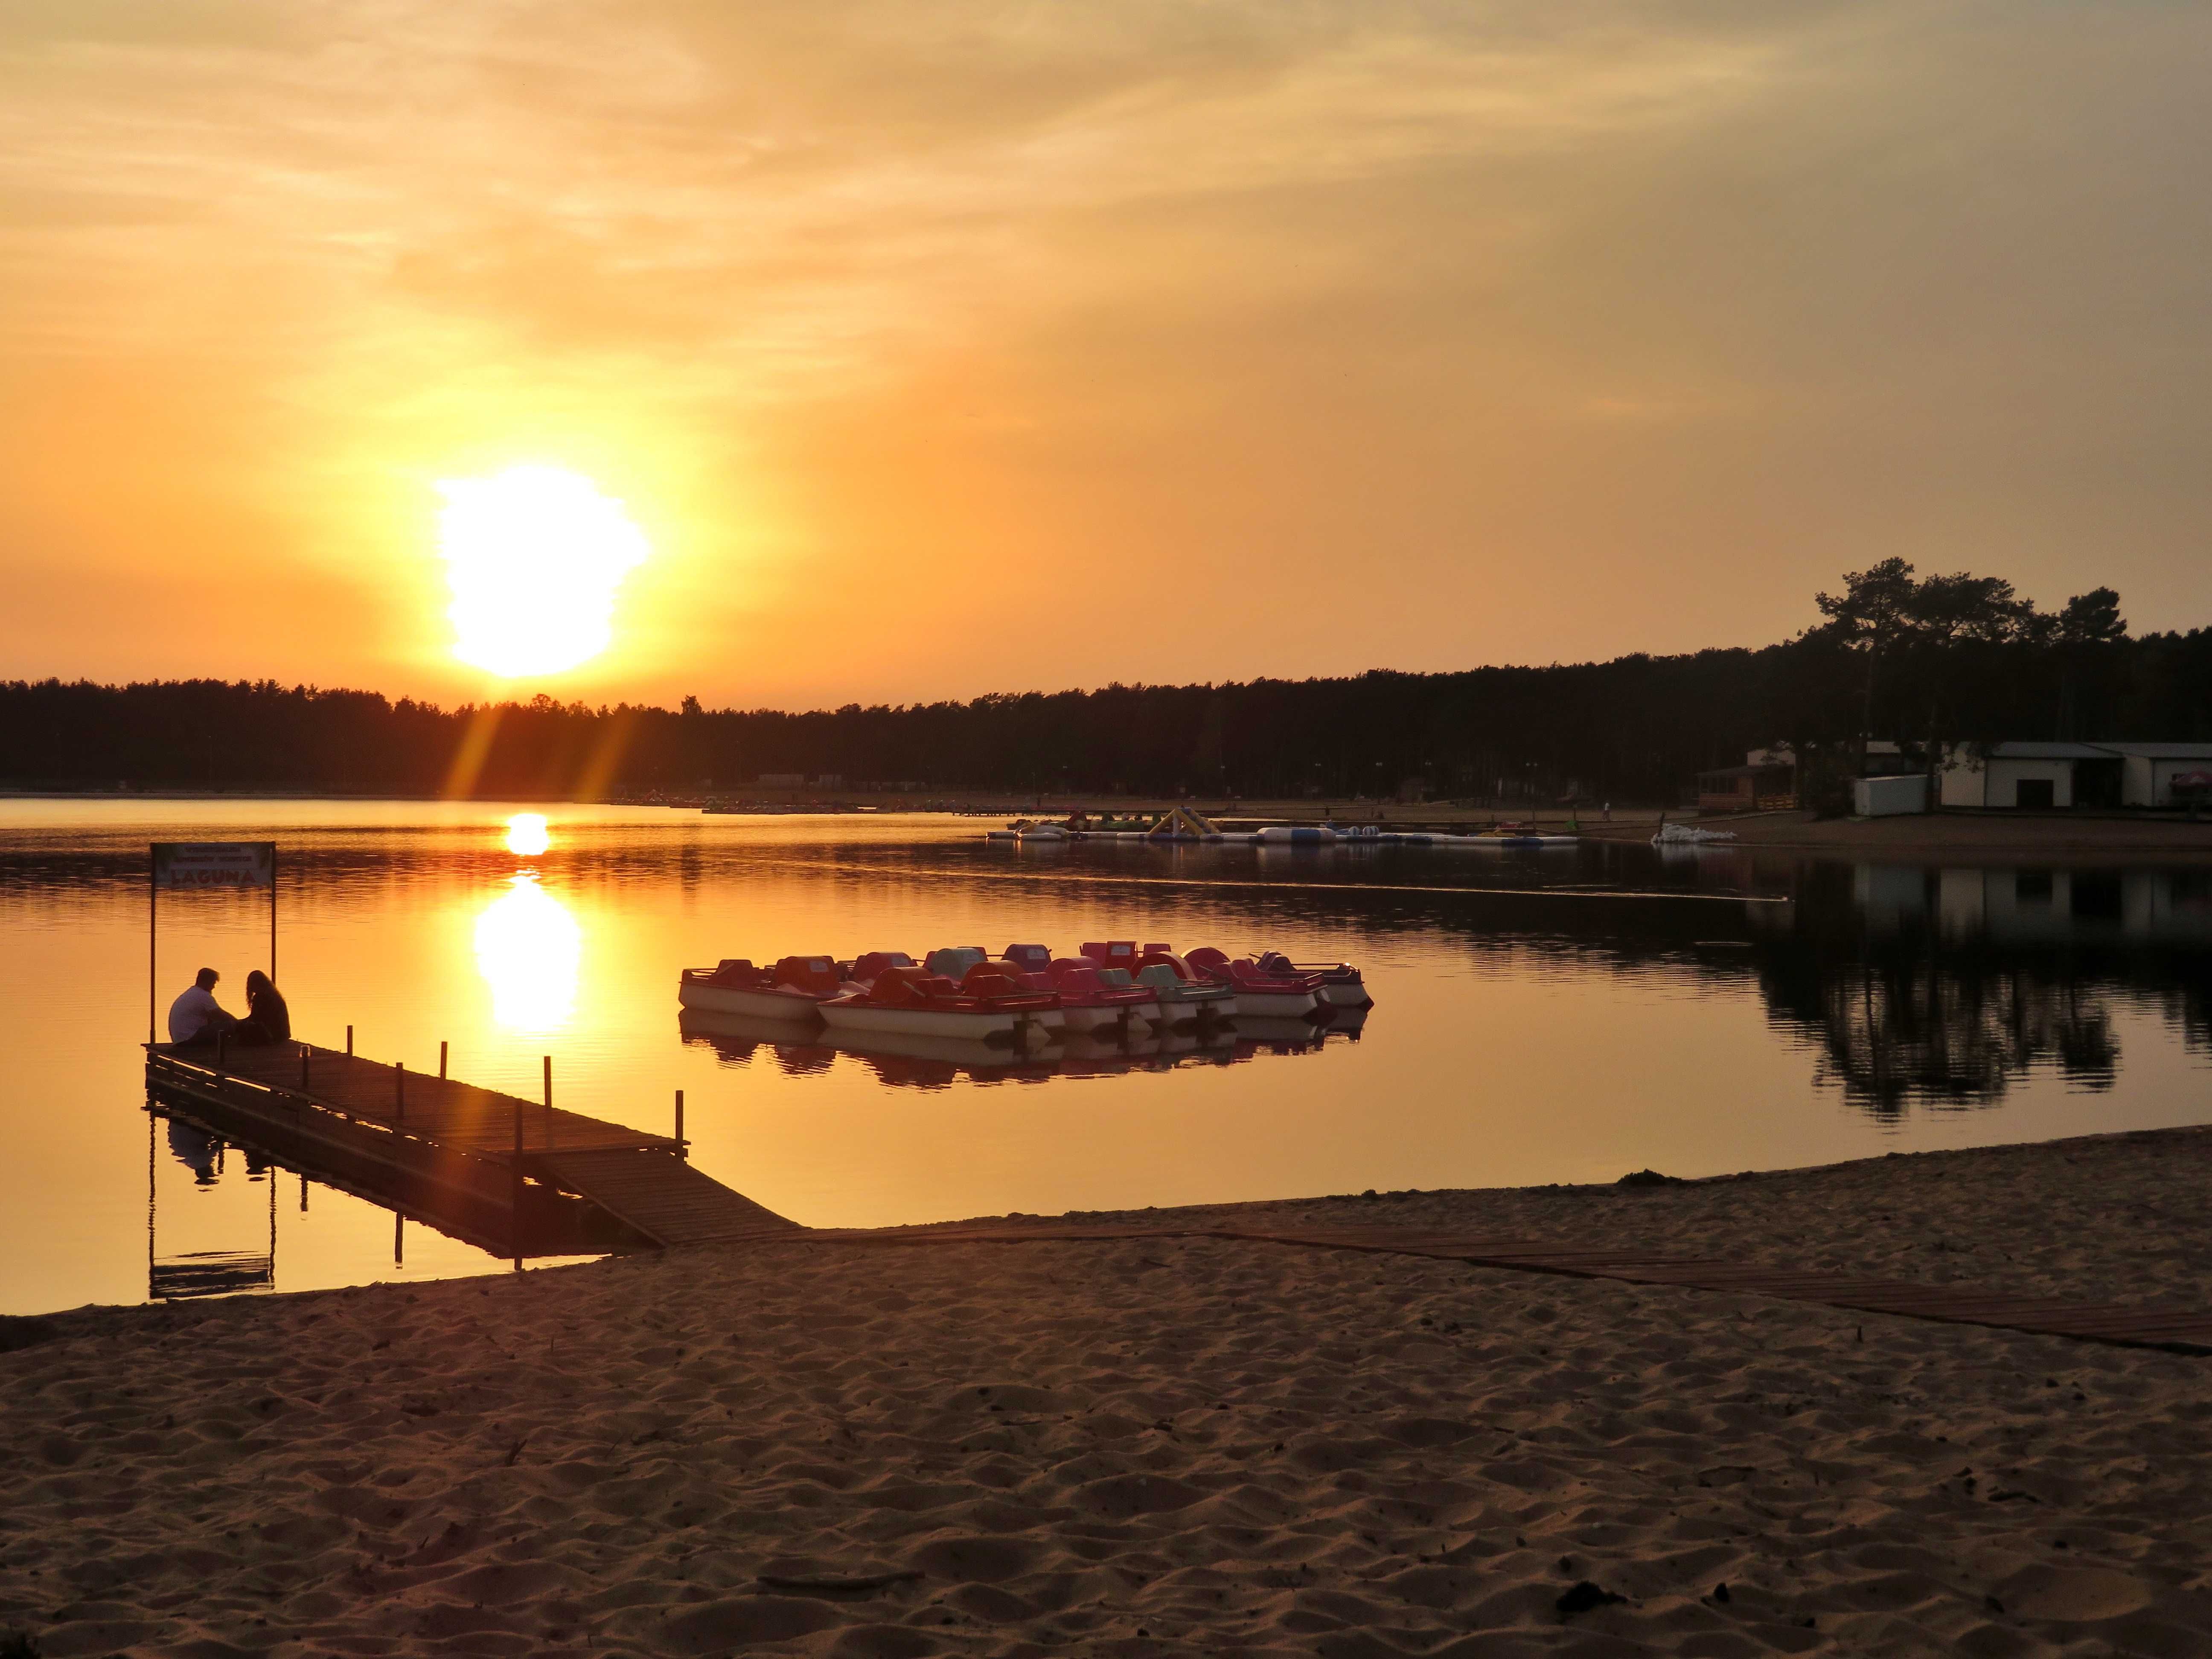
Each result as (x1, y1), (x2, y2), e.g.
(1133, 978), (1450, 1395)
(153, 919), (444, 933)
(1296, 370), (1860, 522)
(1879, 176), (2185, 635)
(1939, 742), (2212, 809)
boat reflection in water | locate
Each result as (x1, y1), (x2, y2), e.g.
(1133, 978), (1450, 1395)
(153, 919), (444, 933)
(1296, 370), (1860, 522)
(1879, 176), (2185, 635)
(678, 1004), (1367, 1089)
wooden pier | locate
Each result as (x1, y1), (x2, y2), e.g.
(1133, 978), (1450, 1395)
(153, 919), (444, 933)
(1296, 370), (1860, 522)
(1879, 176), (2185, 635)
(146, 1042), (796, 1254)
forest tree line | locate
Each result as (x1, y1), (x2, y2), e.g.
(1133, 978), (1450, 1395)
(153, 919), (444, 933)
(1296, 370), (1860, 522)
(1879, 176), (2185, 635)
(4, 565), (2208, 804)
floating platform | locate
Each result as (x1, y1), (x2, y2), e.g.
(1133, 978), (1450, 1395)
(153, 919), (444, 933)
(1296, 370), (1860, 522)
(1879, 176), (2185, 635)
(145, 1042), (797, 1255)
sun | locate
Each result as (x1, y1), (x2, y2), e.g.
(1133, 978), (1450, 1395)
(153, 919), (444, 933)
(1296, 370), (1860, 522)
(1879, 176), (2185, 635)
(437, 465), (650, 678)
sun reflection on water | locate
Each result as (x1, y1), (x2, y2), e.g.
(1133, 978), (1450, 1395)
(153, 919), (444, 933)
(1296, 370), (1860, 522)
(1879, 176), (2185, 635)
(473, 873), (579, 1033)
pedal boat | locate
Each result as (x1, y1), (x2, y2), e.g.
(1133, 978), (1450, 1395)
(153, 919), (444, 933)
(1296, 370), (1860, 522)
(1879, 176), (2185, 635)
(1184, 947), (1322, 1018)
(677, 955), (841, 1021)
(1042, 958), (1155, 1034)
(1254, 949), (1371, 1008)
(820, 964), (1051, 1042)
(930, 947), (1068, 1034)
(1122, 946), (1239, 1022)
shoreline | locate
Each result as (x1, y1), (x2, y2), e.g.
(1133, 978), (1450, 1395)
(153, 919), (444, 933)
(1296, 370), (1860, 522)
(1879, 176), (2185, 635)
(9, 789), (2212, 856)
(14, 1119), (2212, 1333)
(9, 1125), (2212, 1653)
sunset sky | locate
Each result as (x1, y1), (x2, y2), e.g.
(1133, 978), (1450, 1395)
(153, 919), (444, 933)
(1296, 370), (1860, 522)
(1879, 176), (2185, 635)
(3, 1), (2207, 710)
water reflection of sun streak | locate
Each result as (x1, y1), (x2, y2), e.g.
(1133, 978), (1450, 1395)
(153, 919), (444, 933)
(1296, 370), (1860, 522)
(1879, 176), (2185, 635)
(474, 873), (580, 1034)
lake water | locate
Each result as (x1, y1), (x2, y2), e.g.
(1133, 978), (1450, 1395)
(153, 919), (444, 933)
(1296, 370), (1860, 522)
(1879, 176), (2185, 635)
(3, 800), (2207, 1316)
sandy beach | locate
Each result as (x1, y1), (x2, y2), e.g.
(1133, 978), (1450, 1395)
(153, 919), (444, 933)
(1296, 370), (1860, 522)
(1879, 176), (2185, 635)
(8, 1128), (2212, 1657)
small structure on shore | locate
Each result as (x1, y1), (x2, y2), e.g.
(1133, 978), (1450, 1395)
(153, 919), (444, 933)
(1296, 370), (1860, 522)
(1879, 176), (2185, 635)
(1695, 749), (1798, 813)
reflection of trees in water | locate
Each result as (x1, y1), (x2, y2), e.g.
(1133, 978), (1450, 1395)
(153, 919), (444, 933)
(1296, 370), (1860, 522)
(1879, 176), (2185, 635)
(2162, 981), (2212, 1057)
(1752, 863), (2134, 1112)
(1782, 952), (2119, 1112)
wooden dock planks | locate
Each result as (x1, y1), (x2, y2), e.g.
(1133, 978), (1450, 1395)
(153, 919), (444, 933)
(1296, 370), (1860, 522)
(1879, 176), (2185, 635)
(537, 1150), (800, 1248)
(147, 1042), (796, 1249)
(210, 1043), (679, 1159)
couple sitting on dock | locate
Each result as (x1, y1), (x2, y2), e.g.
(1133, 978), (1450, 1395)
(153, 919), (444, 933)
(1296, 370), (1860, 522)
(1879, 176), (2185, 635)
(166, 967), (290, 1047)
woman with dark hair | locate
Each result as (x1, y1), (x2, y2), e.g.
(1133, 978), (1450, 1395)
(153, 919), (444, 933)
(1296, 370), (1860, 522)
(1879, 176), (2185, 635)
(236, 970), (291, 1045)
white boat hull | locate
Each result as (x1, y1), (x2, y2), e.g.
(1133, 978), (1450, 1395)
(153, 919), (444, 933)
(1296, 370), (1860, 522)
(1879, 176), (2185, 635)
(1148, 990), (1237, 1022)
(821, 1002), (1019, 1041)
(1318, 980), (1370, 1008)
(678, 981), (826, 1021)
(1226, 987), (1319, 1018)
(1058, 1002), (1152, 1034)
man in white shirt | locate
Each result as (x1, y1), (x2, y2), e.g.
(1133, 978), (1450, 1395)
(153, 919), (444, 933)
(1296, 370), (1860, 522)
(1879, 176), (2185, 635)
(166, 968), (238, 1045)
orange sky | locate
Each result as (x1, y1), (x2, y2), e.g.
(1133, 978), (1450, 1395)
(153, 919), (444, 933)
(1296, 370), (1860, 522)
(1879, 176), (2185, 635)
(3, 2), (2208, 710)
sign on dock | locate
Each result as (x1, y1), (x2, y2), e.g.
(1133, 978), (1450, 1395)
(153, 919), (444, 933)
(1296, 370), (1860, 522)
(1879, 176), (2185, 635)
(149, 841), (280, 1042)
(152, 841), (275, 888)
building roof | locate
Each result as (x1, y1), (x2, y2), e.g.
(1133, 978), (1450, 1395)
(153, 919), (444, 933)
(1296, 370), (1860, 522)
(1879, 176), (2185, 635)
(2096, 742), (2212, 759)
(1977, 741), (2212, 761)
(1980, 742), (2125, 760)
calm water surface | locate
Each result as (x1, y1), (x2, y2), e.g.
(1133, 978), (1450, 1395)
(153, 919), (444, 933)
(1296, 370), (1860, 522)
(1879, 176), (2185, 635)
(3, 800), (2206, 1316)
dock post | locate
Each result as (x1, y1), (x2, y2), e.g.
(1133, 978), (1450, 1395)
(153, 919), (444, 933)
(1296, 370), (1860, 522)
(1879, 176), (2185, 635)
(675, 1089), (684, 1157)
(395, 1060), (406, 1124)
(215, 1034), (226, 1081)
(299, 1044), (309, 1091)
(439, 1040), (448, 1080)
(511, 1090), (524, 1268)
(543, 1055), (553, 1150)
(346, 1024), (354, 1057)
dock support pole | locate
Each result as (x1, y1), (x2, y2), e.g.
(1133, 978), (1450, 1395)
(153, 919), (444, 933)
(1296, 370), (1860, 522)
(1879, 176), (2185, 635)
(299, 1045), (309, 1091)
(675, 1089), (684, 1157)
(439, 1041), (448, 1080)
(395, 1061), (406, 1125)
(512, 1090), (524, 1270)
(543, 1055), (553, 1150)
(346, 1024), (354, 1057)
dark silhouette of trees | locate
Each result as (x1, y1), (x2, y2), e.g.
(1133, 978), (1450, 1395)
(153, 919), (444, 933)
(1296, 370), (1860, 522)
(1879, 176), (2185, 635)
(3, 568), (2208, 800)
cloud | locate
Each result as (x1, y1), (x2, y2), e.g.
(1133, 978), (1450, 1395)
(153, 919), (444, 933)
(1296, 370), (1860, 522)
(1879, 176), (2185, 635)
(0, 0), (2208, 703)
